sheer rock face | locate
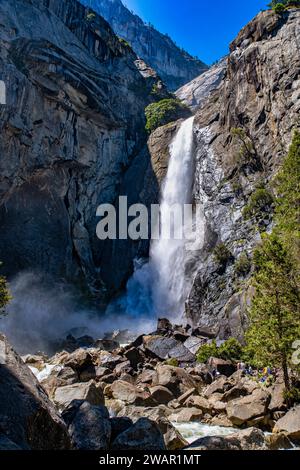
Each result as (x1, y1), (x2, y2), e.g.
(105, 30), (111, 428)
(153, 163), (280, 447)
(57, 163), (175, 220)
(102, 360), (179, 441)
(0, 0), (159, 298)
(80, 0), (208, 91)
(0, 334), (70, 450)
(148, 10), (300, 337)
(175, 58), (227, 112)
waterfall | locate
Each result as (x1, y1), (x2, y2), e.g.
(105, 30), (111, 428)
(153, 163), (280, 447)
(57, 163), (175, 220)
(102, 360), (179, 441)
(120, 116), (202, 322)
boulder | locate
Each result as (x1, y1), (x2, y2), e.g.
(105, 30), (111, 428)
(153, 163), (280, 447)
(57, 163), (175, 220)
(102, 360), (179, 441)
(204, 376), (229, 397)
(0, 334), (70, 450)
(157, 318), (172, 332)
(185, 427), (267, 450)
(119, 405), (171, 422)
(227, 388), (270, 426)
(167, 343), (195, 363)
(221, 378), (257, 402)
(266, 432), (294, 450)
(185, 396), (212, 413)
(149, 386), (174, 405)
(169, 407), (203, 423)
(143, 336), (180, 360)
(110, 380), (155, 406)
(64, 349), (93, 370)
(273, 406), (300, 441)
(124, 348), (145, 369)
(136, 368), (156, 385)
(110, 417), (133, 442)
(268, 382), (287, 412)
(191, 327), (216, 339)
(114, 360), (132, 376)
(157, 418), (188, 450)
(98, 352), (124, 369)
(208, 357), (236, 377)
(152, 365), (198, 397)
(111, 418), (166, 450)
(183, 336), (206, 355)
(0, 435), (22, 450)
(54, 380), (104, 409)
(177, 388), (196, 405)
(95, 339), (120, 352)
(67, 401), (111, 450)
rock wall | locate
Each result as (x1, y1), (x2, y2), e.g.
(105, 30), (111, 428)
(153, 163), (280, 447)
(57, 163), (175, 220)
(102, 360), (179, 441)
(149, 9), (300, 338)
(80, 0), (208, 91)
(0, 0), (161, 300)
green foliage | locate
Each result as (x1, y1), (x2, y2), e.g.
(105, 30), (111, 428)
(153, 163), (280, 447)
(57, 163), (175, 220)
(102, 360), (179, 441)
(235, 253), (252, 277)
(245, 232), (300, 384)
(118, 37), (131, 48)
(283, 387), (300, 404)
(86, 12), (96, 21)
(274, 130), (300, 264)
(0, 265), (11, 313)
(244, 132), (300, 391)
(213, 243), (232, 266)
(268, 0), (300, 11)
(196, 340), (218, 363)
(231, 127), (260, 171)
(164, 358), (179, 367)
(145, 99), (190, 133)
(273, 2), (287, 13)
(243, 187), (274, 220)
(196, 338), (244, 363)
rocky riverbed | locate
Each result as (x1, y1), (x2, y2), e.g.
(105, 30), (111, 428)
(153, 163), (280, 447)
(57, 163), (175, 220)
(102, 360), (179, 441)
(1, 318), (299, 451)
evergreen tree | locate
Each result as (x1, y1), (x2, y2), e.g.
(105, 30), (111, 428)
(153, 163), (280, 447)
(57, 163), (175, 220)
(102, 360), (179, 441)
(0, 265), (10, 313)
(245, 132), (300, 392)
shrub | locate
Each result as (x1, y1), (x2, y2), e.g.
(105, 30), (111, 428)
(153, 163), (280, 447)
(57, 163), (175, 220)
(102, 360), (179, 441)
(164, 358), (179, 367)
(145, 98), (190, 133)
(196, 340), (219, 363)
(0, 265), (11, 313)
(235, 253), (251, 277)
(213, 243), (232, 266)
(273, 3), (286, 13)
(196, 338), (244, 363)
(283, 387), (300, 405)
(243, 188), (274, 219)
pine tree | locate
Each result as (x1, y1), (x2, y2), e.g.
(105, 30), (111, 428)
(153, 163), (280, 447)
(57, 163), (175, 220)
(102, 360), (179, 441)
(245, 233), (300, 390)
(245, 132), (300, 392)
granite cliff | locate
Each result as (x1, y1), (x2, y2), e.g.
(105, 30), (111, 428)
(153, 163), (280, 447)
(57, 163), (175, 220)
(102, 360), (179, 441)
(80, 0), (208, 90)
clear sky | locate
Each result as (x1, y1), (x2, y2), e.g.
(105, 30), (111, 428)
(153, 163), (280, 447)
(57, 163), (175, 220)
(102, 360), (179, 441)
(123, 0), (268, 64)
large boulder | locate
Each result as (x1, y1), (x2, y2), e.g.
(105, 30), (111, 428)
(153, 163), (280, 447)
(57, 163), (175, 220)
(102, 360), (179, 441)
(110, 380), (155, 406)
(273, 406), (300, 442)
(185, 427), (267, 450)
(149, 386), (175, 405)
(268, 382), (287, 412)
(152, 365), (199, 397)
(143, 336), (194, 362)
(227, 388), (270, 426)
(66, 401), (111, 450)
(208, 357), (236, 377)
(111, 418), (166, 450)
(169, 407), (203, 423)
(54, 380), (104, 409)
(0, 334), (70, 450)
(157, 418), (188, 450)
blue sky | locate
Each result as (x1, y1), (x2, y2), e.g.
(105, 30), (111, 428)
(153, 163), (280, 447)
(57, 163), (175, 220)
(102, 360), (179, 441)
(123, 0), (268, 64)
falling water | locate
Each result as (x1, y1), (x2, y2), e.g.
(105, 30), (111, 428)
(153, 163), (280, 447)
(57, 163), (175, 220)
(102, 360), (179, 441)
(120, 116), (203, 321)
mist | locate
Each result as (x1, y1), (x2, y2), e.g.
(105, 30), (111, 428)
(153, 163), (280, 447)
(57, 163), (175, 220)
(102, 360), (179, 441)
(0, 271), (156, 355)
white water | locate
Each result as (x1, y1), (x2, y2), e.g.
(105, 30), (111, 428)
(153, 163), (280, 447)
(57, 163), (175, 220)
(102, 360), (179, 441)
(172, 422), (237, 444)
(121, 116), (203, 321)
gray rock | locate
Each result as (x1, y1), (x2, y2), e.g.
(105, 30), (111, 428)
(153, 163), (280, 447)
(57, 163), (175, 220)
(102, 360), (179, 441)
(185, 427), (267, 450)
(68, 402), (111, 450)
(85, 0), (208, 90)
(0, 334), (70, 450)
(273, 406), (300, 442)
(111, 418), (166, 450)
(227, 389), (270, 426)
(54, 380), (104, 409)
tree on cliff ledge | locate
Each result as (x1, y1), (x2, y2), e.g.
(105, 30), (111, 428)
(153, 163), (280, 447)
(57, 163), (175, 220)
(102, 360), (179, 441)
(245, 131), (300, 392)
(0, 263), (10, 313)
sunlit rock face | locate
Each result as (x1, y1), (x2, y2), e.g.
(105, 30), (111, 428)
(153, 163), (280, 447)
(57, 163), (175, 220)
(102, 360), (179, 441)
(147, 9), (300, 337)
(0, 0), (162, 299)
(80, 0), (208, 91)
